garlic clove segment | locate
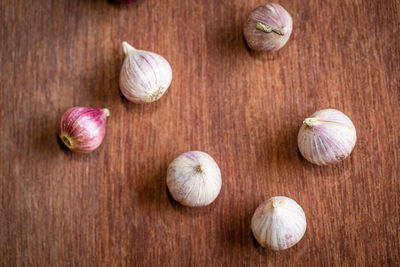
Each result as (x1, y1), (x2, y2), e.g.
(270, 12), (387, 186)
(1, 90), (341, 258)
(166, 151), (222, 207)
(297, 108), (357, 165)
(251, 196), (307, 250)
(243, 3), (293, 52)
(119, 42), (172, 104)
(58, 107), (110, 153)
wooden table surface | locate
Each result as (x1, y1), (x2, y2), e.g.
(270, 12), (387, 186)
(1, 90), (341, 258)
(1, 0), (399, 266)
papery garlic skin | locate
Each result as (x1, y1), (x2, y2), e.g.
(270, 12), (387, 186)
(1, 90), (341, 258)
(167, 151), (222, 207)
(58, 107), (110, 153)
(119, 42), (172, 103)
(251, 196), (306, 250)
(298, 109), (357, 165)
(244, 3), (293, 52)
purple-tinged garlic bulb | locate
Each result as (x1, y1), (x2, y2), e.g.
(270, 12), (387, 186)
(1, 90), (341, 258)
(58, 107), (110, 153)
(251, 196), (307, 250)
(297, 109), (357, 165)
(243, 3), (293, 52)
(167, 151), (222, 207)
(119, 42), (172, 104)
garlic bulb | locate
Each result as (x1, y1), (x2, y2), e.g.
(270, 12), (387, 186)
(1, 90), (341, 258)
(297, 109), (357, 165)
(58, 107), (110, 153)
(166, 151), (222, 207)
(251, 196), (306, 250)
(243, 3), (293, 52)
(119, 42), (172, 103)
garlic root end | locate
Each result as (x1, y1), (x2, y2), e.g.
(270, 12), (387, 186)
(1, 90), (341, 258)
(195, 165), (205, 173)
(60, 134), (73, 149)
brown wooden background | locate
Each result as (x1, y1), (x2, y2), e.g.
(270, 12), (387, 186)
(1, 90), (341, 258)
(1, 0), (399, 266)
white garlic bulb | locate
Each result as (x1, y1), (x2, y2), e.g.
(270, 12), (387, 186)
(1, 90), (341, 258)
(119, 42), (172, 103)
(251, 196), (307, 250)
(297, 108), (357, 165)
(166, 151), (222, 207)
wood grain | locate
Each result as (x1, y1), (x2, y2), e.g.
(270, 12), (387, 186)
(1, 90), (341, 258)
(1, 0), (399, 266)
